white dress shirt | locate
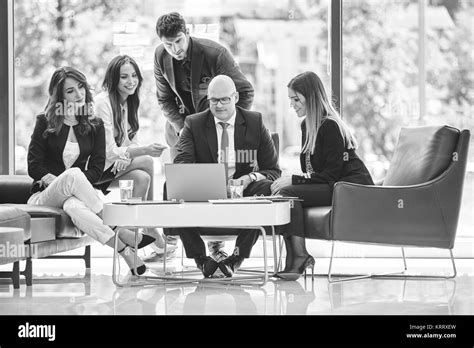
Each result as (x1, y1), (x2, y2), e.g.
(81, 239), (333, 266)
(94, 91), (139, 170)
(62, 126), (80, 169)
(213, 111), (265, 182)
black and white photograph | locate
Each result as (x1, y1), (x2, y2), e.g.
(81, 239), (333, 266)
(0, 0), (473, 346)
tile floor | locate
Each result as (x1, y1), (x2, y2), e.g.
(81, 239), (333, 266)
(0, 255), (472, 316)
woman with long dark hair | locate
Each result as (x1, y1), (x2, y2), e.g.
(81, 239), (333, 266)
(271, 71), (374, 280)
(27, 66), (151, 276)
(95, 55), (174, 256)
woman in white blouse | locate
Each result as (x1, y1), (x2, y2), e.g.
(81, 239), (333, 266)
(94, 55), (171, 253)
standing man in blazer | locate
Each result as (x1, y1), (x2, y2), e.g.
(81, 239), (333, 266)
(154, 12), (254, 159)
(154, 12), (255, 262)
(173, 75), (280, 278)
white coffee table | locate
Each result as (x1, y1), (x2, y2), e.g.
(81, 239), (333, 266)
(103, 201), (291, 287)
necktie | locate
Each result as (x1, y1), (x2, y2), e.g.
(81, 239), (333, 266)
(219, 122), (229, 180)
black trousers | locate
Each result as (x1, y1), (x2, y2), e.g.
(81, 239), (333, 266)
(176, 180), (273, 259)
(279, 184), (332, 238)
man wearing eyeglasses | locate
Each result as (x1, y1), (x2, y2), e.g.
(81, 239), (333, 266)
(154, 12), (255, 264)
(173, 75), (281, 278)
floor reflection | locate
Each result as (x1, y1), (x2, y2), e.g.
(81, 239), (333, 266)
(274, 280), (316, 315)
(0, 259), (472, 315)
(327, 278), (460, 315)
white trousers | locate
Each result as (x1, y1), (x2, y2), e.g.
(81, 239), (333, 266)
(28, 167), (114, 245)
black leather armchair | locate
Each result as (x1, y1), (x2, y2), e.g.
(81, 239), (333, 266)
(303, 125), (470, 282)
(0, 175), (93, 288)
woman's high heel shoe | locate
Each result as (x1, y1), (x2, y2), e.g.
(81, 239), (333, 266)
(276, 255), (315, 281)
(118, 246), (147, 276)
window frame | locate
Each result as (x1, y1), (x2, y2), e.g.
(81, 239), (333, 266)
(0, 0), (14, 174)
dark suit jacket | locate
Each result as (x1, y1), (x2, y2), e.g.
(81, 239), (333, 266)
(154, 37), (255, 146)
(27, 114), (106, 193)
(174, 106), (280, 181)
(292, 118), (374, 187)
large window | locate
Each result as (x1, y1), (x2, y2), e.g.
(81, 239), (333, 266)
(13, 0), (330, 186)
(343, 0), (473, 243)
(8, 0), (472, 256)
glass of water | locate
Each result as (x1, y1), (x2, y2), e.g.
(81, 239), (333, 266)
(229, 179), (244, 199)
(119, 180), (133, 202)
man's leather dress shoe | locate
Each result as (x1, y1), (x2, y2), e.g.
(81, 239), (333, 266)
(218, 255), (244, 278)
(194, 256), (219, 278)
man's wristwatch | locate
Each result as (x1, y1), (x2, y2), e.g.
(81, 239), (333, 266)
(249, 173), (258, 182)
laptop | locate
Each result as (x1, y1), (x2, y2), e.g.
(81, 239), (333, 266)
(165, 163), (228, 202)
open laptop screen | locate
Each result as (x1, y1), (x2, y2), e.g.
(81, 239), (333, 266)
(165, 163), (227, 202)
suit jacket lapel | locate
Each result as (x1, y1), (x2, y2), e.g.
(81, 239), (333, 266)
(163, 53), (178, 96)
(234, 110), (246, 175)
(234, 109), (246, 154)
(190, 39), (204, 107)
(57, 125), (69, 160)
(73, 127), (85, 166)
(206, 112), (218, 162)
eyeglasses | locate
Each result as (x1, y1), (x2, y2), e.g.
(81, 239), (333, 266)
(208, 92), (236, 105)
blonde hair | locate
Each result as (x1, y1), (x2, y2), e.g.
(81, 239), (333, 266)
(287, 71), (357, 154)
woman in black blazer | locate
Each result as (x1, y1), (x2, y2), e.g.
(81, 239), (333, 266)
(271, 71), (374, 280)
(27, 67), (153, 275)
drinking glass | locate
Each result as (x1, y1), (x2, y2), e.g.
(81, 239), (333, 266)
(119, 180), (133, 202)
(229, 179), (244, 199)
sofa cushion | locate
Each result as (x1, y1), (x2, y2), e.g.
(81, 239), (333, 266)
(30, 218), (56, 243)
(30, 235), (94, 258)
(2, 204), (65, 218)
(0, 206), (31, 241)
(384, 126), (459, 186)
(0, 227), (27, 265)
(304, 206), (332, 240)
(0, 175), (32, 204)
(3, 204), (84, 239)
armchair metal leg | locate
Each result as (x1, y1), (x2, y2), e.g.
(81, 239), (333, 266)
(12, 261), (20, 289)
(0, 260), (30, 289)
(401, 247), (407, 271)
(84, 245), (91, 269)
(328, 242), (457, 283)
(23, 257), (32, 286)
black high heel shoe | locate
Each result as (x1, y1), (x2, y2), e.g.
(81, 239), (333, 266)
(276, 255), (315, 281)
(118, 246), (147, 276)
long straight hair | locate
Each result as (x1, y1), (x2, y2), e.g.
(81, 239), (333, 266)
(287, 71), (357, 154)
(102, 55), (142, 146)
(43, 66), (96, 137)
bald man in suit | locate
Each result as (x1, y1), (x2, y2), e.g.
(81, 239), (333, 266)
(172, 75), (280, 278)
